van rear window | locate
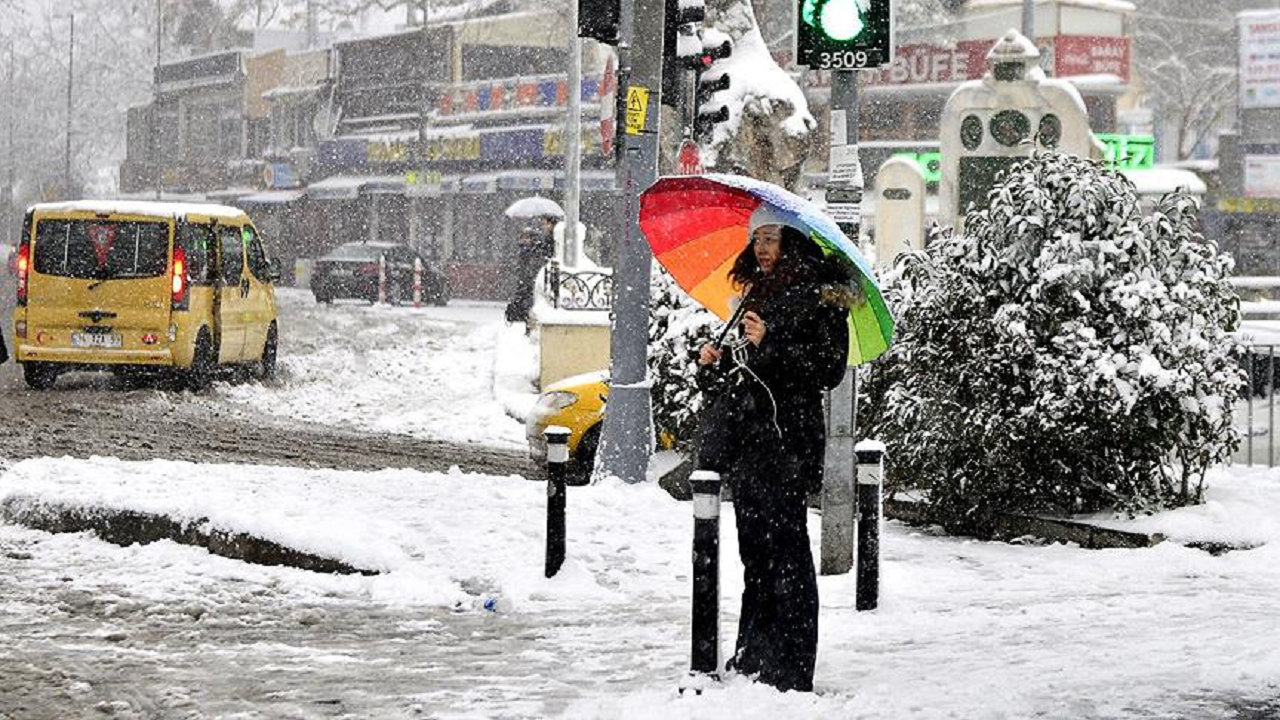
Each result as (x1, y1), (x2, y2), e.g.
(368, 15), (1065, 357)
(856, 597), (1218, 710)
(33, 219), (170, 280)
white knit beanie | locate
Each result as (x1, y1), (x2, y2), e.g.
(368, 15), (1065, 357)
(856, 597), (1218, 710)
(746, 203), (809, 239)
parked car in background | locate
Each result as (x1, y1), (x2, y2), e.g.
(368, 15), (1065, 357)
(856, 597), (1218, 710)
(310, 242), (448, 306)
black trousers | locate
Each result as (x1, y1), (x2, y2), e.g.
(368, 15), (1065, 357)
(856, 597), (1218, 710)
(727, 452), (818, 692)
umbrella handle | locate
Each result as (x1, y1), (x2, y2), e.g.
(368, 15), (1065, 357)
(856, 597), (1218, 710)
(713, 287), (755, 349)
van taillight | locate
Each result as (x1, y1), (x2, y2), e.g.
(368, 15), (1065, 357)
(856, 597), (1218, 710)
(171, 247), (188, 309)
(15, 242), (29, 306)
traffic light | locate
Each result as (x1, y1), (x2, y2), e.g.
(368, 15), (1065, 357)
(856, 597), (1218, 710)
(661, 0), (707, 107)
(579, 0), (620, 45)
(672, 0), (706, 67)
(694, 30), (733, 143)
(796, 0), (893, 70)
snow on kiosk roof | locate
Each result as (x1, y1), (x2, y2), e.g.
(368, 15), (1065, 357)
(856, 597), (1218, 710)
(29, 200), (248, 222)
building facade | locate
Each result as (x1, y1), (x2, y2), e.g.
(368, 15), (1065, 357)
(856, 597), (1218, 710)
(121, 9), (623, 299)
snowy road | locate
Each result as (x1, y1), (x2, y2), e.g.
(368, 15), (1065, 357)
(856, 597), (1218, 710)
(1, 288), (537, 477)
(1, 460), (1279, 719)
(3, 284), (1280, 718)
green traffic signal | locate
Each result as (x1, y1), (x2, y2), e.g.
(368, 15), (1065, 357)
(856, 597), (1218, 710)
(797, 0), (891, 70)
(804, 0), (869, 42)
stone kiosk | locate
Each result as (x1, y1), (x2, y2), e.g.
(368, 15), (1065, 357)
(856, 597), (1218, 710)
(939, 30), (1104, 232)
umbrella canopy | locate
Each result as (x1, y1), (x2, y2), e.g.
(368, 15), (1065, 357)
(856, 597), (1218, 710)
(504, 196), (565, 219)
(639, 173), (894, 366)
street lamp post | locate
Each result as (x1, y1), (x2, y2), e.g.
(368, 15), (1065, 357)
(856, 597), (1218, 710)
(64, 13), (74, 198)
(564, 1), (583, 268)
(154, 0), (162, 199)
(595, 0), (665, 484)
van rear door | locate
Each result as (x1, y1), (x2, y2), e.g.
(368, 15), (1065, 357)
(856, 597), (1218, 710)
(26, 216), (172, 356)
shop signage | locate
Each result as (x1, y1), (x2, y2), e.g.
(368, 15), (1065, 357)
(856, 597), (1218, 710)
(405, 169), (443, 186)
(368, 140), (413, 165)
(543, 126), (601, 157)
(859, 36), (1130, 88)
(1055, 36), (1129, 82)
(156, 51), (241, 92)
(439, 76), (599, 118)
(891, 151), (943, 183)
(1240, 11), (1280, 109)
(263, 162), (299, 189)
(325, 123), (604, 173)
(1220, 196), (1280, 214)
(426, 135), (483, 163)
(1245, 154), (1280, 198)
(1096, 134), (1154, 171)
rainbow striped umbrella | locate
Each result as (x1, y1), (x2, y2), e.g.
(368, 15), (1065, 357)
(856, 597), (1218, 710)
(639, 173), (894, 366)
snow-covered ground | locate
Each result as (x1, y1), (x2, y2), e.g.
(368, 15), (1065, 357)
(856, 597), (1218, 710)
(1, 457), (1278, 717)
(213, 289), (538, 450)
(2, 290), (1278, 717)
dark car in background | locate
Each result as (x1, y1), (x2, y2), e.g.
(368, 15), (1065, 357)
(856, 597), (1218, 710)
(311, 242), (449, 306)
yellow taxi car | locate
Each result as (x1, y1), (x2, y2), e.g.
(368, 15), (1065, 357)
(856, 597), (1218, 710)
(527, 370), (609, 482)
(12, 200), (280, 390)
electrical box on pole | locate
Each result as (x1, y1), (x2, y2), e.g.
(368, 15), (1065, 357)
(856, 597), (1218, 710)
(796, 0), (894, 70)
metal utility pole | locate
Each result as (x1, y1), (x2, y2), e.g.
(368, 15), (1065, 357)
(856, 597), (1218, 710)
(64, 13), (74, 198)
(305, 0), (319, 49)
(154, 0), (162, 199)
(595, 0), (665, 484)
(419, 0), (432, 250)
(820, 69), (861, 575)
(1022, 0), (1035, 40)
(5, 41), (14, 244)
(563, 1), (583, 268)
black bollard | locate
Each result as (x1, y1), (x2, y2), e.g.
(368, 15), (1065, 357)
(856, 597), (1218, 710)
(688, 470), (722, 682)
(855, 440), (885, 611)
(544, 426), (570, 579)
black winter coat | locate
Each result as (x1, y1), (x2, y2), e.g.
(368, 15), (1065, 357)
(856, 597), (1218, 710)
(696, 273), (849, 484)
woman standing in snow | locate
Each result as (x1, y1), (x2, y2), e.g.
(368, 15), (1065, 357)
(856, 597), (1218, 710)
(695, 205), (850, 692)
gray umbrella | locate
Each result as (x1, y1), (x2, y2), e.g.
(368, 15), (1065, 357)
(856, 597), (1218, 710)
(504, 196), (565, 219)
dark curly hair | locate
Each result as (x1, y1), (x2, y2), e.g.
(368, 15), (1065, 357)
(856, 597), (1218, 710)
(728, 225), (826, 291)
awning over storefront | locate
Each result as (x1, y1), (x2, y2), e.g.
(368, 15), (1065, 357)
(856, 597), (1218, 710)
(460, 173), (499, 193)
(406, 175), (463, 198)
(206, 187), (256, 203)
(307, 176), (367, 200)
(560, 170), (617, 191)
(361, 175), (407, 195)
(238, 189), (306, 205)
(496, 170), (554, 191)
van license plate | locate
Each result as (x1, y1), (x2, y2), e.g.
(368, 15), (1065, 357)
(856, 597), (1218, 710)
(71, 332), (122, 349)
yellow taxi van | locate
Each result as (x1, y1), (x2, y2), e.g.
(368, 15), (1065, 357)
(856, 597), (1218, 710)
(12, 200), (281, 390)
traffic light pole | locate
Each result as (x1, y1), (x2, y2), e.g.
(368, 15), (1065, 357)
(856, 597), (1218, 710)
(596, 0), (664, 484)
(820, 68), (861, 575)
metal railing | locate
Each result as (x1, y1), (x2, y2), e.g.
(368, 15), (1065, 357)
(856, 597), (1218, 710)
(1238, 344), (1280, 467)
(545, 261), (613, 311)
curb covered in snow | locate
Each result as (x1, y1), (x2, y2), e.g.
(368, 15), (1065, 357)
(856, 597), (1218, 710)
(0, 495), (380, 576)
(884, 498), (1166, 550)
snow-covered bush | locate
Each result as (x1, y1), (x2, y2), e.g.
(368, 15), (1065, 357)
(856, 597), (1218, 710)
(864, 153), (1244, 532)
(648, 268), (718, 448)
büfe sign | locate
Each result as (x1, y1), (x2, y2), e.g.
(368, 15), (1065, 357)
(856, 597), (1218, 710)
(860, 36), (1130, 87)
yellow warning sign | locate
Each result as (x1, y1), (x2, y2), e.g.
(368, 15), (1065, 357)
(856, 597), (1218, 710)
(625, 86), (650, 136)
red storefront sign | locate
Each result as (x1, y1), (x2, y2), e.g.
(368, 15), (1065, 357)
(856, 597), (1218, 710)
(856, 36), (1130, 87)
(863, 43), (987, 85)
(1054, 36), (1130, 83)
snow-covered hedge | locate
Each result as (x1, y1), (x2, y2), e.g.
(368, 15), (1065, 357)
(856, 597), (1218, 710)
(863, 153), (1244, 531)
(648, 268), (718, 449)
